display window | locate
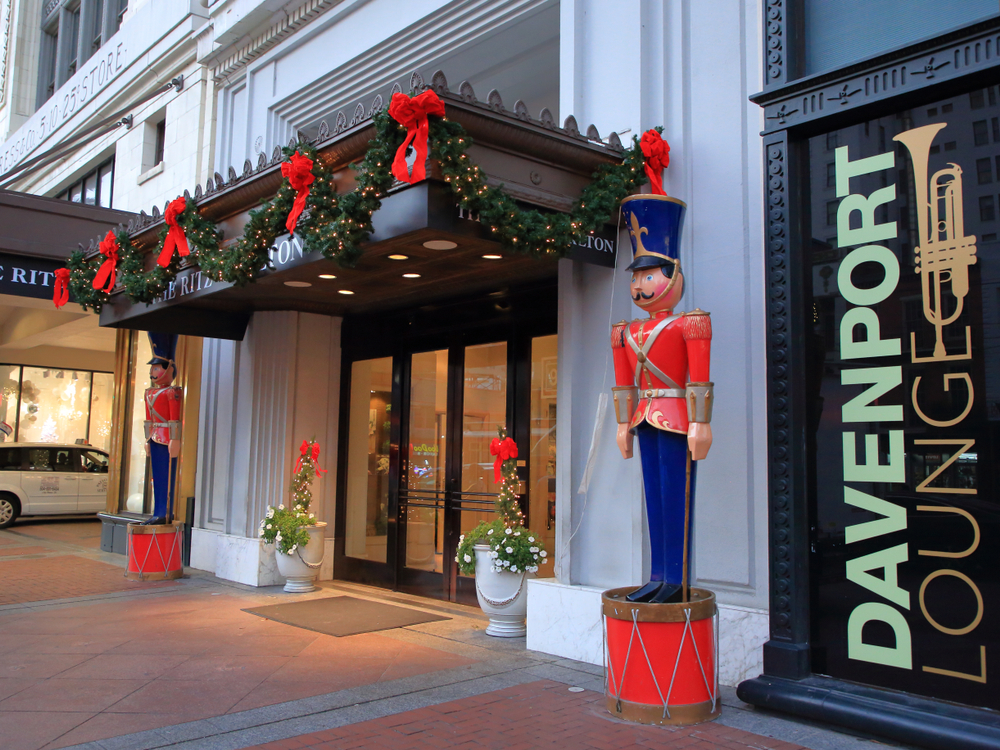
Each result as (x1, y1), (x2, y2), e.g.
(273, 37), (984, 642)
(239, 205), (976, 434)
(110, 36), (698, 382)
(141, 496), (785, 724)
(807, 87), (1000, 711)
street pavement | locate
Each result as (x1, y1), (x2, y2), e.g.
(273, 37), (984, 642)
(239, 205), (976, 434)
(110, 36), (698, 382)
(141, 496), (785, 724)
(0, 518), (916, 750)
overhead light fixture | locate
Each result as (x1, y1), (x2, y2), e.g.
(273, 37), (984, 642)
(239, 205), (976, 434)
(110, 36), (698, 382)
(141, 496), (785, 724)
(403, 273), (421, 278)
(423, 240), (457, 250)
(338, 290), (355, 295)
(284, 281), (312, 288)
(387, 254), (409, 261)
(482, 254), (502, 260)
(318, 274), (336, 279)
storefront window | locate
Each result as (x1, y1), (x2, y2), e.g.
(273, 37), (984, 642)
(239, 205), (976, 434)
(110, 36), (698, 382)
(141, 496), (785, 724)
(808, 88), (999, 711)
(88, 372), (114, 452)
(18, 368), (92, 444)
(529, 334), (557, 558)
(0, 365), (20, 434)
(345, 357), (392, 562)
(122, 334), (152, 512)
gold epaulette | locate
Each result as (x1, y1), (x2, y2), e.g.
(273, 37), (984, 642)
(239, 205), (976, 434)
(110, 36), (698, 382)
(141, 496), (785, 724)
(682, 308), (710, 317)
(611, 320), (628, 349)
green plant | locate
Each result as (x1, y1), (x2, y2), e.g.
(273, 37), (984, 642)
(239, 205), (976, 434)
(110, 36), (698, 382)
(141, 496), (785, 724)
(454, 426), (548, 576)
(259, 438), (323, 555)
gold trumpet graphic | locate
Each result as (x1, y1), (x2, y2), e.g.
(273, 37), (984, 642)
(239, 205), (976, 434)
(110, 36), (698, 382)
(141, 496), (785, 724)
(894, 123), (977, 361)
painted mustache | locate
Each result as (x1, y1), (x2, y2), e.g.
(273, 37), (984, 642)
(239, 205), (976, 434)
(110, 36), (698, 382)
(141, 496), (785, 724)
(632, 290), (655, 301)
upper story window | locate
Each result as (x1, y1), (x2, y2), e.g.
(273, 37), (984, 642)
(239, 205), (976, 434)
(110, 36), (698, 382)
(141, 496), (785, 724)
(55, 157), (114, 207)
(799, 1), (998, 78)
(37, 0), (127, 109)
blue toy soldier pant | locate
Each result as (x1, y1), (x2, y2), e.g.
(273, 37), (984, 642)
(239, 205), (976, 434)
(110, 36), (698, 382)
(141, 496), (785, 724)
(636, 424), (697, 587)
(148, 441), (178, 519)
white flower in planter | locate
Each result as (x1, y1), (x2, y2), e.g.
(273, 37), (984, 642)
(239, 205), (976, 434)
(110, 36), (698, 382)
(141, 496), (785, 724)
(266, 508), (275, 518)
(464, 554), (472, 563)
(528, 537), (534, 542)
(266, 524), (272, 529)
(503, 560), (510, 566)
(490, 550), (499, 559)
(514, 531), (521, 536)
(504, 528), (512, 535)
(275, 533), (282, 542)
(487, 529), (494, 535)
(309, 513), (315, 519)
(540, 550), (547, 557)
(287, 545), (297, 554)
(505, 547), (514, 554)
(459, 534), (465, 541)
(530, 546), (538, 553)
(258, 528), (264, 538)
(511, 565), (518, 572)
(279, 504), (285, 510)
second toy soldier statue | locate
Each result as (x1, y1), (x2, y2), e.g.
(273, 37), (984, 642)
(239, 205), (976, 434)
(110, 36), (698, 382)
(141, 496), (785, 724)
(142, 333), (182, 525)
(611, 194), (713, 604)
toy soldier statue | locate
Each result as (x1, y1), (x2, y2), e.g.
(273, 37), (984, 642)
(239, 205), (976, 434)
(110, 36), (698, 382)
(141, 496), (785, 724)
(611, 195), (713, 604)
(142, 333), (182, 525)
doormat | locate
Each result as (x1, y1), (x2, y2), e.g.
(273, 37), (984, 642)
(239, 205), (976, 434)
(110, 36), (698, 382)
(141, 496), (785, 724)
(242, 595), (450, 637)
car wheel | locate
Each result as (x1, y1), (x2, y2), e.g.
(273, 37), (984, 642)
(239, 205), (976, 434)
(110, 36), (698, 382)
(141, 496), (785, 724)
(0, 494), (19, 529)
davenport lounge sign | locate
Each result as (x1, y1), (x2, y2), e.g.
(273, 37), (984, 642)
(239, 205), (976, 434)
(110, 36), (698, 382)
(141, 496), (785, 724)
(832, 122), (995, 709)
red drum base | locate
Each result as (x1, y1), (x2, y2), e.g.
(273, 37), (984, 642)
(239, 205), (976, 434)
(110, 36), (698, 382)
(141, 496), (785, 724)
(603, 586), (719, 726)
(126, 522), (183, 581)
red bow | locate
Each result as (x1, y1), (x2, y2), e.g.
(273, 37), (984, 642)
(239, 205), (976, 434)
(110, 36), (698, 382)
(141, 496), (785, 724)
(295, 440), (327, 476)
(640, 129), (670, 196)
(388, 90), (446, 184)
(281, 152), (315, 236)
(92, 230), (119, 293)
(157, 197), (191, 268)
(489, 436), (518, 484)
(53, 268), (70, 308)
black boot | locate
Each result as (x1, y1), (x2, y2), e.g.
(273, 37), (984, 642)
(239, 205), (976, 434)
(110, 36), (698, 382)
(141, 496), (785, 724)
(649, 582), (684, 604)
(626, 580), (664, 603)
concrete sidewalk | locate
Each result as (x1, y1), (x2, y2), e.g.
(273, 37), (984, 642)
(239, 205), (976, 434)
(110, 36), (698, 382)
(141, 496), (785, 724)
(0, 519), (916, 750)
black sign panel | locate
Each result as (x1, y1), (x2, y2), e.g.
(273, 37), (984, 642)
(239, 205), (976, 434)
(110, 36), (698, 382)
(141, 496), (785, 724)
(808, 90), (1000, 711)
(0, 252), (62, 300)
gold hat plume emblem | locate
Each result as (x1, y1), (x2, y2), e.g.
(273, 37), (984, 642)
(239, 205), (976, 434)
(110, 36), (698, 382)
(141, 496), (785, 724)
(629, 211), (674, 263)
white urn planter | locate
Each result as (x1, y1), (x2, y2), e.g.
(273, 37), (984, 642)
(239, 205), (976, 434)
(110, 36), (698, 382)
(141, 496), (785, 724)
(474, 543), (533, 637)
(274, 521), (326, 593)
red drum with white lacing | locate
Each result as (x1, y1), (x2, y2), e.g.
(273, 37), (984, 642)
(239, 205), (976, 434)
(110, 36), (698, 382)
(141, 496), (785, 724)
(126, 522), (183, 581)
(603, 586), (719, 726)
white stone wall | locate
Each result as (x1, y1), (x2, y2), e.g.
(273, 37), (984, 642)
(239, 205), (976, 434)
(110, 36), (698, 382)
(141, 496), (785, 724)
(193, 311), (342, 586)
(534, 0), (770, 684)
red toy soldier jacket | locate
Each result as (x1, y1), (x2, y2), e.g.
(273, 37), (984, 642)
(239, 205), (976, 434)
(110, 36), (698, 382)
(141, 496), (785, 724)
(611, 310), (712, 435)
(145, 386), (182, 445)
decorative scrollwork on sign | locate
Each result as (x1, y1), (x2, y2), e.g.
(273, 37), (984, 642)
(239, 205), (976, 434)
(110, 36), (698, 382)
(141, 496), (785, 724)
(765, 135), (794, 641)
(765, 0), (785, 85)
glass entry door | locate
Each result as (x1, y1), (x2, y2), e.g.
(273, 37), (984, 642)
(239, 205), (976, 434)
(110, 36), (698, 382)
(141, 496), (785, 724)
(336, 319), (557, 604)
(398, 341), (508, 601)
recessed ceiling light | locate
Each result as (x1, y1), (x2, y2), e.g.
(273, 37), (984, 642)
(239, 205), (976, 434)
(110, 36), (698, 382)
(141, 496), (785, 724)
(387, 254), (409, 261)
(482, 254), (502, 260)
(423, 240), (457, 250)
(403, 273), (421, 278)
(284, 281), (312, 287)
(318, 274), (336, 279)
(338, 290), (355, 295)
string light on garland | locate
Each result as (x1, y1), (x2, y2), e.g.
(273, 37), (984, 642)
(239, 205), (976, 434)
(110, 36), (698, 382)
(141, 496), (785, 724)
(62, 104), (657, 312)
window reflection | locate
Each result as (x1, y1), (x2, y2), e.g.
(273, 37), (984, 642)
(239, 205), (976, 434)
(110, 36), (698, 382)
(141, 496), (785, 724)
(345, 357), (392, 562)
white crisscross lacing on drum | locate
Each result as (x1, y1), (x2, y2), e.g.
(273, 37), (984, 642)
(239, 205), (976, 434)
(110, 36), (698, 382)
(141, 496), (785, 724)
(126, 527), (182, 580)
(604, 605), (719, 720)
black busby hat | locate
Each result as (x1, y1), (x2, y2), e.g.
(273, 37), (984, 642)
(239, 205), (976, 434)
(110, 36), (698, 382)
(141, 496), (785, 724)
(147, 332), (178, 369)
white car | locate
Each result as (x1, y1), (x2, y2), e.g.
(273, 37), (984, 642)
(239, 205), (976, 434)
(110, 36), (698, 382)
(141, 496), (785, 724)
(0, 443), (110, 529)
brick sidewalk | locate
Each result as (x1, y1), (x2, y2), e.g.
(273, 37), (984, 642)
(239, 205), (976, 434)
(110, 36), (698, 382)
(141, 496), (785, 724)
(0, 555), (175, 605)
(250, 681), (806, 750)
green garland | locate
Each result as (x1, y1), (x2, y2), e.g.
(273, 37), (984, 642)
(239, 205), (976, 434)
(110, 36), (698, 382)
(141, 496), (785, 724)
(65, 111), (652, 311)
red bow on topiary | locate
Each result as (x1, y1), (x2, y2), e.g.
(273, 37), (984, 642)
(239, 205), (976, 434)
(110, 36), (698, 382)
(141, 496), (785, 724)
(640, 129), (670, 196)
(92, 230), (119, 293)
(388, 90), (446, 184)
(489, 436), (518, 484)
(281, 151), (315, 236)
(53, 268), (70, 308)
(157, 197), (190, 267)
(295, 439), (327, 476)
